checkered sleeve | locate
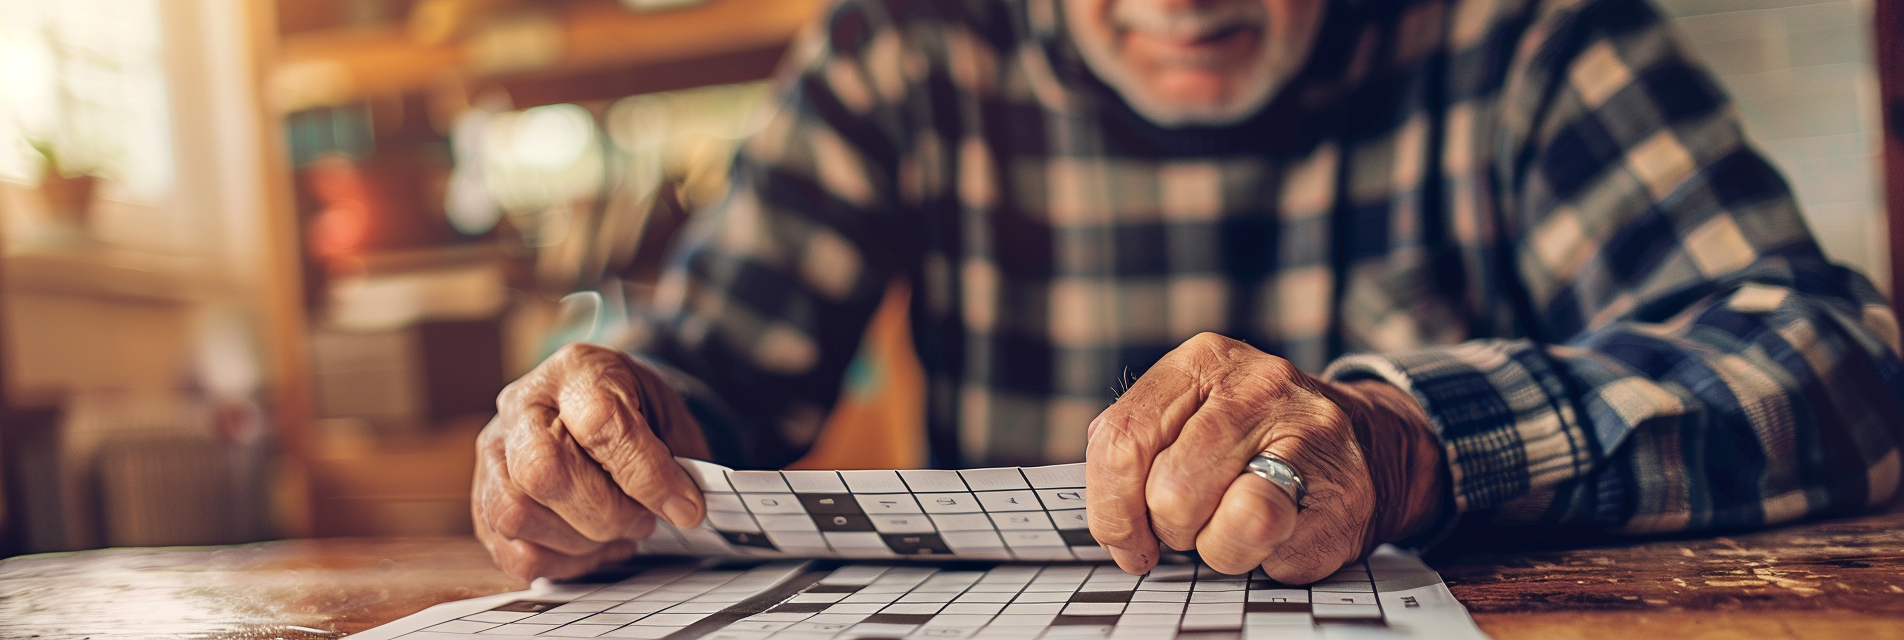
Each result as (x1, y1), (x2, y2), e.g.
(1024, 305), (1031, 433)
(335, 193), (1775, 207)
(1326, 0), (1904, 535)
(628, 0), (923, 467)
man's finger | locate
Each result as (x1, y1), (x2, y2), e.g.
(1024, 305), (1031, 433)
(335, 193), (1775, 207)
(1149, 353), (1330, 550)
(503, 405), (658, 542)
(475, 437), (613, 555)
(1254, 457), (1366, 584)
(489, 537), (642, 581)
(1257, 508), (1358, 585)
(1255, 399), (1374, 584)
(1192, 472), (1299, 574)
(1086, 364), (1201, 574)
(1146, 397), (1270, 550)
(482, 479), (647, 556)
(557, 374), (706, 530)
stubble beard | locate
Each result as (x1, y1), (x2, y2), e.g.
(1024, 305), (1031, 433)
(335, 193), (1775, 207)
(1067, 0), (1315, 128)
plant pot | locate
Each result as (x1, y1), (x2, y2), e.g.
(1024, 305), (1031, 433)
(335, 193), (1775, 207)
(35, 174), (97, 229)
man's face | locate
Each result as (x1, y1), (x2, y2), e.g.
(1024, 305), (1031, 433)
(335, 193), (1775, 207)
(1064, 0), (1324, 127)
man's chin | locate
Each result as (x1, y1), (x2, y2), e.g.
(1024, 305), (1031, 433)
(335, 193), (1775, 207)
(1074, 28), (1291, 127)
(1149, 72), (1241, 104)
(1118, 75), (1269, 127)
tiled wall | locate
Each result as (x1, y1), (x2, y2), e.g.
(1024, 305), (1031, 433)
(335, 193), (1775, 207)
(1656, 0), (1888, 290)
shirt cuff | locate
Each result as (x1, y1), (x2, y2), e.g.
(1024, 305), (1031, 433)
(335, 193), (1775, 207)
(1322, 344), (1577, 550)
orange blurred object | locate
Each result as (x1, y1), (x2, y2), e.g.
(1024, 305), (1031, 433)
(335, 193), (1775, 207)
(304, 157), (376, 261)
(788, 282), (926, 471)
(308, 199), (372, 261)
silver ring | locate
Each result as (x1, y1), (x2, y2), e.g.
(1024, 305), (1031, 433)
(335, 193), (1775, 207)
(1245, 453), (1306, 510)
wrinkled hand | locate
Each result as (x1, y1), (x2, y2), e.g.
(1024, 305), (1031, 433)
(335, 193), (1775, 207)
(474, 343), (713, 580)
(1085, 333), (1446, 582)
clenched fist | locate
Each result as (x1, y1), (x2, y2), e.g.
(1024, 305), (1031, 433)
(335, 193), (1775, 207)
(474, 343), (713, 579)
(1085, 333), (1447, 582)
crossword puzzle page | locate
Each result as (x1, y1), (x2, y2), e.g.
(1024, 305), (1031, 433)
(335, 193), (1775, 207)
(352, 459), (1493, 640)
(646, 458), (1107, 561)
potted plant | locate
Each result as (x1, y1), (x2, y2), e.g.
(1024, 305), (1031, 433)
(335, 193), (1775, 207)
(25, 137), (101, 236)
(16, 26), (122, 245)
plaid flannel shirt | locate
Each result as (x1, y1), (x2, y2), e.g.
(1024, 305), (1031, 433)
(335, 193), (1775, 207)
(630, 0), (1904, 536)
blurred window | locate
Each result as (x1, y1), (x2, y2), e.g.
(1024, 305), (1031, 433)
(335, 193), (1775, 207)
(0, 0), (174, 200)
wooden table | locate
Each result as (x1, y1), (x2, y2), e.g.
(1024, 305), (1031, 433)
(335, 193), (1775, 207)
(1436, 510), (1904, 639)
(2, 511), (1900, 640)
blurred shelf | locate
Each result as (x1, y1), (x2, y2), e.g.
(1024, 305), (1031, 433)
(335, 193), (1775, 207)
(348, 244), (512, 276)
(259, 0), (827, 537)
(2, 243), (241, 304)
(271, 0), (825, 112)
(307, 417), (485, 536)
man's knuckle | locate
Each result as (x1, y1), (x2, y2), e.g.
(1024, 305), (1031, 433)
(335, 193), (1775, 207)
(1147, 486), (1220, 549)
(1093, 414), (1158, 458)
(489, 493), (536, 539)
(1194, 332), (1251, 360)
(600, 357), (639, 385)
(1153, 524), (1198, 551)
(1269, 431), (1327, 463)
(477, 421), (506, 450)
(1146, 486), (1191, 517)
(565, 409), (617, 449)
(553, 342), (597, 361)
(512, 457), (570, 501)
(497, 380), (529, 412)
(1261, 357), (1300, 383)
(1142, 493), (1177, 518)
(1148, 469), (1211, 516)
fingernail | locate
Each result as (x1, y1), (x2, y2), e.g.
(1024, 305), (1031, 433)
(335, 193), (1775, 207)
(661, 495), (703, 529)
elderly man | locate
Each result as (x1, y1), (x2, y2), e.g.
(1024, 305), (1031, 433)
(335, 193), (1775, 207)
(473, 0), (1904, 583)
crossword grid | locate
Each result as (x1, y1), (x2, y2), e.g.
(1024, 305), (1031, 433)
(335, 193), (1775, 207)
(409, 560), (1386, 639)
(639, 460), (1107, 562)
(378, 460), (1493, 640)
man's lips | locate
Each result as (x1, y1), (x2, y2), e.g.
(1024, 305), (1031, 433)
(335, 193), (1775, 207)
(1119, 25), (1260, 67)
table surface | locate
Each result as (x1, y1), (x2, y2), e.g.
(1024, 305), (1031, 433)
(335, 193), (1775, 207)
(2, 510), (1900, 640)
